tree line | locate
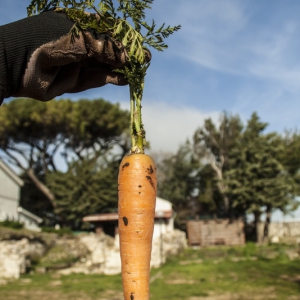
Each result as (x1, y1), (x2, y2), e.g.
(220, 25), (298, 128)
(0, 98), (130, 227)
(157, 112), (300, 241)
(0, 99), (299, 239)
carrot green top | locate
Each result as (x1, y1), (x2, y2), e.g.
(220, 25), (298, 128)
(27, 0), (180, 154)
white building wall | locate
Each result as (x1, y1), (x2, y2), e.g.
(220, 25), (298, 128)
(153, 197), (174, 238)
(0, 161), (41, 231)
(18, 214), (41, 232)
(153, 219), (173, 238)
(0, 167), (20, 200)
(258, 221), (300, 240)
(0, 166), (20, 222)
(155, 197), (172, 211)
(0, 197), (18, 221)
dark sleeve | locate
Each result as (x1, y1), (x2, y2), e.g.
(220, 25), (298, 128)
(0, 11), (74, 104)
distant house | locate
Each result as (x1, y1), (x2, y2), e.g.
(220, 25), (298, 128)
(82, 197), (174, 238)
(0, 160), (42, 231)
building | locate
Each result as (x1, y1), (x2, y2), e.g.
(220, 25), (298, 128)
(0, 160), (42, 231)
(82, 196), (174, 238)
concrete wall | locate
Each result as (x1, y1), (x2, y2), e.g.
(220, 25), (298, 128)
(153, 197), (174, 238)
(187, 219), (245, 246)
(18, 214), (41, 232)
(153, 218), (174, 238)
(258, 221), (300, 243)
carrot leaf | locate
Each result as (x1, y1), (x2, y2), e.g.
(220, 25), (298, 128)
(27, 0), (181, 154)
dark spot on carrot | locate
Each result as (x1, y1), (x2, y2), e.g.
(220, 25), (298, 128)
(139, 192), (141, 194)
(123, 217), (128, 226)
(130, 292), (134, 300)
(146, 175), (155, 188)
(146, 165), (154, 174)
(138, 185), (142, 188)
(122, 162), (130, 169)
(149, 165), (154, 174)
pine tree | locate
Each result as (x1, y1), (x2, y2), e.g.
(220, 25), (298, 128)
(46, 155), (121, 227)
(226, 112), (295, 241)
(157, 142), (198, 230)
(193, 112), (243, 215)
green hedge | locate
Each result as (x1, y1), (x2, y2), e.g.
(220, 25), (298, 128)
(0, 220), (24, 229)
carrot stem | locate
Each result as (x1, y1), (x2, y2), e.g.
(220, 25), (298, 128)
(130, 77), (145, 154)
(130, 86), (136, 150)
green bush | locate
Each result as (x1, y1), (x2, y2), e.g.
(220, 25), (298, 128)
(0, 220), (24, 229)
(41, 226), (73, 236)
(242, 242), (257, 257)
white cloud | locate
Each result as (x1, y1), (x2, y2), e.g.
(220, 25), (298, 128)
(167, 0), (249, 74)
(119, 101), (220, 153)
(168, 0), (300, 94)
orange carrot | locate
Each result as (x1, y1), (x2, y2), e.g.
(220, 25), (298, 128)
(118, 153), (157, 300)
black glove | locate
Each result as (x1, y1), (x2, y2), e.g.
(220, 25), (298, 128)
(0, 11), (129, 104)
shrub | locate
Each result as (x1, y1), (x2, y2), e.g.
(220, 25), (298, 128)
(0, 220), (24, 229)
(41, 226), (73, 236)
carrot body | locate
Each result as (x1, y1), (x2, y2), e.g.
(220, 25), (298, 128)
(118, 153), (157, 300)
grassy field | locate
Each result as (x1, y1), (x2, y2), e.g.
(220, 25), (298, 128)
(0, 243), (299, 300)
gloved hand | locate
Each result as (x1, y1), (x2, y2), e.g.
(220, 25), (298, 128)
(0, 11), (129, 103)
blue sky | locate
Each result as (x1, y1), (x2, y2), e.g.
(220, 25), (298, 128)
(1, 1), (300, 220)
(2, 0), (300, 154)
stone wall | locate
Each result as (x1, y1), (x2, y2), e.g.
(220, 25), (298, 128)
(59, 229), (187, 275)
(187, 219), (245, 246)
(0, 229), (187, 278)
(258, 221), (300, 243)
(0, 238), (46, 279)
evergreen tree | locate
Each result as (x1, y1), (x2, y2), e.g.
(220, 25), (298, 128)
(46, 155), (121, 227)
(225, 113), (295, 241)
(157, 142), (198, 230)
(0, 98), (129, 212)
(193, 112), (243, 215)
(192, 111), (296, 240)
(196, 164), (224, 218)
(279, 131), (300, 195)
